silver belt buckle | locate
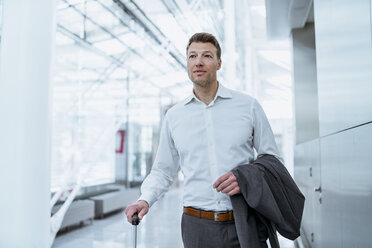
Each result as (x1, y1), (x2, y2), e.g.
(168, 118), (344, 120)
(214, 212), (219, 221)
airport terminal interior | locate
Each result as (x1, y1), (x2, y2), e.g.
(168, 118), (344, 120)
(0, 0), (371, 247)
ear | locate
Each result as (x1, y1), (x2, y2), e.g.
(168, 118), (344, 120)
(217, 58), (222, 70)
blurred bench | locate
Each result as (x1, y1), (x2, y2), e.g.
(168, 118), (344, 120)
(52, 200), (95, 231)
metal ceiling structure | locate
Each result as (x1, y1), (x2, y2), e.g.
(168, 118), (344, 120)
(54, 0), (292, 116)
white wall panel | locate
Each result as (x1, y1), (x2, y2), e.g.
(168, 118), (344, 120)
(294, 139), (321, 247)
(320, 123), (372, 247)
(314, 0), (372, 136)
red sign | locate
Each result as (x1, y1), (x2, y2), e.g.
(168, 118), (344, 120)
(116, 130), (126, 153)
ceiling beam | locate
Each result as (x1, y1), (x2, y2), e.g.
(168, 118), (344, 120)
(265, 0), (313, 39)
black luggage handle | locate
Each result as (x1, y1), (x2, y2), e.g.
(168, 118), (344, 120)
(132, 213), (140, 225)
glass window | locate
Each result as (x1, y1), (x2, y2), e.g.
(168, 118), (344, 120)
(51, 1), (172, 192)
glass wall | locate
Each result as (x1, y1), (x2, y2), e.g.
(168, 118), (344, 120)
(51, 0), (187, 192)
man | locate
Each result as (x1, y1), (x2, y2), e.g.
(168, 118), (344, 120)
(125, 32), (282, 248)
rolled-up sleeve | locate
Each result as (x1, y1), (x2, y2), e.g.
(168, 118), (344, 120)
(138, 113), (180, 207)
(252, 99), (283, 163)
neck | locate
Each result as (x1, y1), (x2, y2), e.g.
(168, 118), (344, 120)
(193, 81), (219, 105)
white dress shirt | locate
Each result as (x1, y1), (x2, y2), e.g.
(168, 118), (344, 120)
(139, 83), (282, 211)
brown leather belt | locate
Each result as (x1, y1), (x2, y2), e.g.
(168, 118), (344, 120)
(183, 207), (234, 222)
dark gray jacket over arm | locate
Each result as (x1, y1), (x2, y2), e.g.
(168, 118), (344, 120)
(230, 154), (305, 248)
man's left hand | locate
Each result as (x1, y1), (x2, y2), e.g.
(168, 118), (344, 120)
(213, 172), (240, 196)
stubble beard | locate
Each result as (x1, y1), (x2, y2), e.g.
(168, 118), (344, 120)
(192, 79), (211, 88)
(189, 73), (215, 88)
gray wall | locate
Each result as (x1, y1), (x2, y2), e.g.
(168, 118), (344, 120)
(315, 0), (372, 136)
(292, 23), (319, 145)
(293, 0), (372, 247)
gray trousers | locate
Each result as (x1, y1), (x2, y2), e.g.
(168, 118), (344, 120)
(181, 213), (240, 248)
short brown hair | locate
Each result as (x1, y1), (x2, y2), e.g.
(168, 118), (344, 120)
(186, 32), (221, 59)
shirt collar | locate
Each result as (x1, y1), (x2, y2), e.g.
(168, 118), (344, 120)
(183, 82), (232, 105)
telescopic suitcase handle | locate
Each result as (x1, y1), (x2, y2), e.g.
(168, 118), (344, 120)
(132, 213), (140, 248)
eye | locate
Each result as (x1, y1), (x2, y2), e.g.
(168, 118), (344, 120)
(205, 54), (212, 58)
(189, 54), (196, 59)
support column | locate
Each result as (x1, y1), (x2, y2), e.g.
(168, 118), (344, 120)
(0, 0), (56, 247)
(223, 0), (237, 89)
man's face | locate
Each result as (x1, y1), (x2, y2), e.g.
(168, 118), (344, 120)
(187, 42), (222, 87)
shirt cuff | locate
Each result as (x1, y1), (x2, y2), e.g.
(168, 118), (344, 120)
(138, 192), (157, 208)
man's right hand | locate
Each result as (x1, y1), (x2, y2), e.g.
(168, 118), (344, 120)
(124, 200), (149, 224)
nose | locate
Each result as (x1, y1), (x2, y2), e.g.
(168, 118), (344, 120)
(195, 56), (203, 66)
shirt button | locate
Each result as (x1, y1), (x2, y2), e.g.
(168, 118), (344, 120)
(217, 200), (221, 204)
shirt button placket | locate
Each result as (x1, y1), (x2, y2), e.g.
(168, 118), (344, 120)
(205, 107), (218, 207)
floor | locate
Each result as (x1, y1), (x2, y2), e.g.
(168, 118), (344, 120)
(53, 187), (294, 248)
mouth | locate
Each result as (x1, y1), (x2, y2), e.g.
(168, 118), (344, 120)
(193, 70), (206, 76)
